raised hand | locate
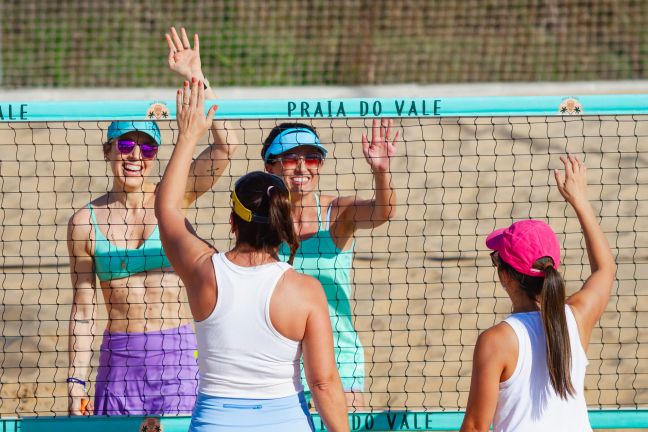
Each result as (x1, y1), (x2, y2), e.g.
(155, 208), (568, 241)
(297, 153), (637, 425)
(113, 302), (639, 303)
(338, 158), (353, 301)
(166, 27), (203, 81)
(554, 155), (589, 208)
(361, 119), (399, 173)
(176, 78), (217, 141)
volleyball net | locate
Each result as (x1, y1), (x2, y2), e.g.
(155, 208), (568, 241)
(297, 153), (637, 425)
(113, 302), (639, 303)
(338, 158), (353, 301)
(0, 96), (647, 431)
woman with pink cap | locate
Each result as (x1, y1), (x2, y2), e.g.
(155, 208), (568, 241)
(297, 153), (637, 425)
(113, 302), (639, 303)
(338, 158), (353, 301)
(460, 156), (616, 432)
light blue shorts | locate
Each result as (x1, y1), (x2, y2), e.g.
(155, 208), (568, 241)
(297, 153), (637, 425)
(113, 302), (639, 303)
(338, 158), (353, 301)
(189, 392), (315, 432)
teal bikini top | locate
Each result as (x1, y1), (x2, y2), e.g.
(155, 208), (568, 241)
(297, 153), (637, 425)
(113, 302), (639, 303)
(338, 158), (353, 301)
(88, 204), (172, 281)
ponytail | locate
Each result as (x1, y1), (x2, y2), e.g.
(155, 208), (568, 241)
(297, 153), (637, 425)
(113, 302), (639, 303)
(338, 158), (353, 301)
(538, 261), (575, 399)
(267, 186), (299, 264)
(500, 256), (575, 399)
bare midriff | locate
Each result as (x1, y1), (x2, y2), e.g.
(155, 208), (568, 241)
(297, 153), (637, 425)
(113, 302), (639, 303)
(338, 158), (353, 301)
(100, 267), (192, 333)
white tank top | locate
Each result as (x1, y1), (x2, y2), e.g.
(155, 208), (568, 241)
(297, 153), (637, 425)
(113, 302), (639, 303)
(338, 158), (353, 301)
(494, 305), (591, 432)
(194, 252), (303, 398)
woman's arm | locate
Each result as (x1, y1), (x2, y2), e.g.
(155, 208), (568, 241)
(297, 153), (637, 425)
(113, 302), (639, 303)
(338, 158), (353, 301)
(301, 275), (350, 432)
(165, 26), (239, 205)
(66, 211), (97, 415)
(559, 156), (616, 347)
(331, 119), (399, 242)
(155, 79), (218, 321)
(460, 325), (511, 432)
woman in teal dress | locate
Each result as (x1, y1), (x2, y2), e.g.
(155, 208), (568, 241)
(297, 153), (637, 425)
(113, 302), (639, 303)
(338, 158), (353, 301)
(262, 120), (399, 407)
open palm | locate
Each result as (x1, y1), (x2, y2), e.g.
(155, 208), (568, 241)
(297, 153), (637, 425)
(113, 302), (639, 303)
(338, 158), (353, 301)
(166, 27), (203, 80)
(362, 119), (399, 173)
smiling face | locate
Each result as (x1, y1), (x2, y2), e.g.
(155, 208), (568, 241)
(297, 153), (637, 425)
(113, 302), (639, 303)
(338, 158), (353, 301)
(265, 146), (325, 196)
(105, 131), (158, 191)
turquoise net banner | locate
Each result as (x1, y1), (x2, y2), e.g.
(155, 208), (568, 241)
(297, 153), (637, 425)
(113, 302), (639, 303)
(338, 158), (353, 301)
(2, 95), (648, 122)
(3, 410), (646, 431)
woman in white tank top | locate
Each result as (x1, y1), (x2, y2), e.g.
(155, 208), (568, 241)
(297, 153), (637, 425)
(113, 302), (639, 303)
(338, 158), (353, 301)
(460, 156), (616, 432)
(155, 79), (350, 431)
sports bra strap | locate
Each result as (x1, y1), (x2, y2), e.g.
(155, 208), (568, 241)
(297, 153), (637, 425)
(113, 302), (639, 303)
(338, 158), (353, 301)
(87, 203), (100, 231)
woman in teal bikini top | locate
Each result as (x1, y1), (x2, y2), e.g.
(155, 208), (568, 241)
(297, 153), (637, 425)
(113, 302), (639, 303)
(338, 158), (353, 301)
(264, 120), (399, 408)
(66, 26), (239, 417)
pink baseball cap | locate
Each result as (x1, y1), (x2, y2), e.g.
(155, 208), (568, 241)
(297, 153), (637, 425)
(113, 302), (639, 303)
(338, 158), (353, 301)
(486, 219), (561, 277)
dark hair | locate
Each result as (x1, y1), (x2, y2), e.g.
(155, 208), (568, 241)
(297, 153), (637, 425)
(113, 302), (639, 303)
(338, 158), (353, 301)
(102, 140), (112, 160)
(261, 122), (320, 161)
(232, 171), (299, 264)
(498, 256), (575, 399)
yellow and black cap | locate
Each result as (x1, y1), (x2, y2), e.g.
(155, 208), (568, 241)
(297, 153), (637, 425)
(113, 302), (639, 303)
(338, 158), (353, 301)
(231, 172), (290, 224)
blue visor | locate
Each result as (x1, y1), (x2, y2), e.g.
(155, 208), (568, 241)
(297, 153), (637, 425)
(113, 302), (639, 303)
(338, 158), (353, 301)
(107, 121), (161, 145)
(263, 128), (327, 162)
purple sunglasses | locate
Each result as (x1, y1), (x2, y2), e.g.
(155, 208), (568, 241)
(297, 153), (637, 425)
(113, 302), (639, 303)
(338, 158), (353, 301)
(116, 139), (159, 160)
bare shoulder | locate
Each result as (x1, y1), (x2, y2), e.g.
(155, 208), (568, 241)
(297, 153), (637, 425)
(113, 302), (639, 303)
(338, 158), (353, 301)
(67, 203), (97, 255)
(476, 322), (517, 355)
(68, 205), (93, 234)
(69, 195), (107, 224)
(282, 268), (325, 301)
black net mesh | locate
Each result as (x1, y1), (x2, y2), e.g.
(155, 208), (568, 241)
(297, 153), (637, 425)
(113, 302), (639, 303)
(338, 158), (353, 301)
(0, 115), (646, 416)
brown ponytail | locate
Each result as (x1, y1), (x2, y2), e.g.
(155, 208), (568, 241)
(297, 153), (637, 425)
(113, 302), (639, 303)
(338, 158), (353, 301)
(499, 256), (575, 399)
(267, 186), (299, 264)
(537, 260), (575, 399)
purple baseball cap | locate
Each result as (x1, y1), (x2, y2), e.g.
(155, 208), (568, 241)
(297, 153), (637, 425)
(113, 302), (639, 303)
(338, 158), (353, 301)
(486, 219), (561, 277)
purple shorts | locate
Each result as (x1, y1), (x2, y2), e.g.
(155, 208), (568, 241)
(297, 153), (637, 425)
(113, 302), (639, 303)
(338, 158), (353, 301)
(94, 324), (199, 415)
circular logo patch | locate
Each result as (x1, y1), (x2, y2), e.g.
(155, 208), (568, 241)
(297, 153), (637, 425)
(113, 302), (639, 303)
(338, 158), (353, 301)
(147, 102), (169, 120)
(559, 98), (583, 115)
(140, 417), (163, 432)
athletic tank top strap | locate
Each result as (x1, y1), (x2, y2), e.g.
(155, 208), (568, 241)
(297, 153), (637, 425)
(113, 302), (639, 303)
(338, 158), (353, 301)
(87, 203), (102, 238)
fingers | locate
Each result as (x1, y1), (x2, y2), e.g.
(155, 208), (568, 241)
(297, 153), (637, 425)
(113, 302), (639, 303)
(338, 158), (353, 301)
(183, 80), (191, 106)
(165, 33), (176, 53)
(176, 87), (183, 115)
(560, 155), (573, 178)
(380, 118), (386, 140)
(180, 27), (191, 49)
(194, 33), (200, 54)
(392, 129), (400, 147)
(361, 132), (369, 156)
(554, 168), (564, 192)
(384, 118), (393, 141)
(166, 35), (176, 66)
(572, 155), (586, 175)
(206, 105), (219, 123)
(189, 78), (199, 110)
(178, 79), (210, 116)
(171, 27), (184, 52)
(560, 154), (587, 178)
(371, 119), (379, 142)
